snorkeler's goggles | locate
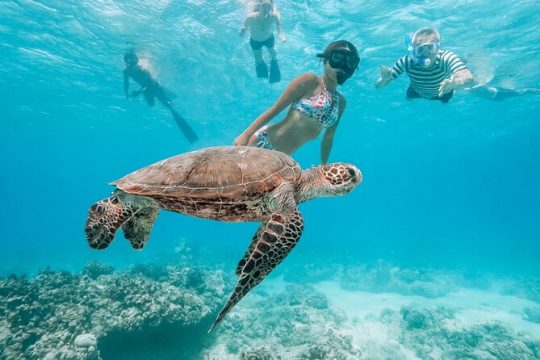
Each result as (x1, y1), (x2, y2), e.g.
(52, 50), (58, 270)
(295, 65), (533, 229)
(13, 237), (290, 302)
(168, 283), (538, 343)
(317, 50), (359, 73)
(412, 42), (439, 57)
(405, 35), (439, 57)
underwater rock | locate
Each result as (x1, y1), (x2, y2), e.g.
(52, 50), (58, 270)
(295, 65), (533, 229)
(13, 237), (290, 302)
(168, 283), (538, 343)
(240, 347), (278, 360)
(0, 262), (226, 360)
(395, 305), (539, 359)
(484, 340), (536, 360)
(501, 278), (540, 303)
(400, 305), (447, 330)
(297, 329), (360, 360)
(82, 262), (114, 279)
(74, 333), (97, 348)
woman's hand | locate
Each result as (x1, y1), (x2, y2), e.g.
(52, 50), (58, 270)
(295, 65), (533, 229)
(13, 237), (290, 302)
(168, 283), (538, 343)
(233, 133), (250, 146)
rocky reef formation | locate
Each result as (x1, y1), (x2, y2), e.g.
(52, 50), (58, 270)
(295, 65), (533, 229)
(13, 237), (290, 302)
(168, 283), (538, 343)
(203, 284), (362, 360)
(1, 257), (539, 360)
(396, 305), (540, 359)
(0, 262), (227, 360)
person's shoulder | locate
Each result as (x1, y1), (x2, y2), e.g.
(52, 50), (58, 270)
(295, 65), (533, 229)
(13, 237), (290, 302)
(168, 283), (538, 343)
(440, 49), (460, 58)
(396, 54), (409, 63)
(288, 73), (318, 92)
(294, 72), (319, 85)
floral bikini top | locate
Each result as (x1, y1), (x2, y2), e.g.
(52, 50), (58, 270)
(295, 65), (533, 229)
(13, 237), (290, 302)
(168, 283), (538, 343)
(291, 79), (340, 128)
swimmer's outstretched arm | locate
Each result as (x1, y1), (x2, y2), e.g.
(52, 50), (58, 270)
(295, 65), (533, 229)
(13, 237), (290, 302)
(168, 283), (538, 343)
(375, 65), (397, 89)
(239, 16), (253, 36)
(438, 68), (474, 97)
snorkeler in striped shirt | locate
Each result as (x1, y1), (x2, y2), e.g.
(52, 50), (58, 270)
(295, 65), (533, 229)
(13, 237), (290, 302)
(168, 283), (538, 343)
(376, 28), (473, 103)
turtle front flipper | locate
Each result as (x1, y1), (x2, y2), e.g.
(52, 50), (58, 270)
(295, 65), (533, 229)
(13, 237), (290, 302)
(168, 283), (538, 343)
(122, 207), (160, 250)
(235, 225), (263, 276)
(85, 194), (139, 250)
(209, 207), (304, 332)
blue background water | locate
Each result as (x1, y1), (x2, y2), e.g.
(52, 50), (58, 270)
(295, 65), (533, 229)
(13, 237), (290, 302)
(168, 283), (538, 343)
(0, 0), (539, 279)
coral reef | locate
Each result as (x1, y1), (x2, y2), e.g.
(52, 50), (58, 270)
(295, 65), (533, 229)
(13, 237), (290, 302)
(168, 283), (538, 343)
(285, 260), (492, 299)
(1, 257), (539, 360)
(501, 278), (540, 303)
(0, 263), (227, 360)
(203, 284), (362, 360)
(339, 262), (461, 298)
(396, 305), (540, 359)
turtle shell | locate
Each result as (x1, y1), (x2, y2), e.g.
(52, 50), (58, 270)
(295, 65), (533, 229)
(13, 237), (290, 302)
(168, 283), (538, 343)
(111, 146), (301, 202)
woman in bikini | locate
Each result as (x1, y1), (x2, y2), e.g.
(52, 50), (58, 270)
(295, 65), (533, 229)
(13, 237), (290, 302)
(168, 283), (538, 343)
(233, 40), (360, 164)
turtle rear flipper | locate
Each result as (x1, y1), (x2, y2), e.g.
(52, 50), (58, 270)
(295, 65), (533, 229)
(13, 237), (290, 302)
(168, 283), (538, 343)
(210, 206), (304, 332)
(85, 195), (138, 250)
(122, 207), (160, 250)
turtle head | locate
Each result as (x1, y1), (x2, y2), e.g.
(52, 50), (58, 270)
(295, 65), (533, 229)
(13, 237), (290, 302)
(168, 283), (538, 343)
(299, 163), (362, 202)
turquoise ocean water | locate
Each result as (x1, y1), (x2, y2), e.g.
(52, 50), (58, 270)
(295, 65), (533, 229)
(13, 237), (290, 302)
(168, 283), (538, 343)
(1, 0), (539, 359)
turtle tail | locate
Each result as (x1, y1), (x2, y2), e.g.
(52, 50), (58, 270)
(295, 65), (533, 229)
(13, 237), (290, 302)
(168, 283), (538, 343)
(85, 195), (138, 250)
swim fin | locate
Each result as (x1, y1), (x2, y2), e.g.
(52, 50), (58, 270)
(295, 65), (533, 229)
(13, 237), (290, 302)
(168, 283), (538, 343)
(255, 61), (268, 78)
(171, 109), (198, 143)
(269, 60), (281, 83)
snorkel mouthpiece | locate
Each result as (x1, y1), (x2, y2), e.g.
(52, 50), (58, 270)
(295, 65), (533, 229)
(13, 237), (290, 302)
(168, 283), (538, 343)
(336, 71), (349, 85)
(416, 57), (431, 66)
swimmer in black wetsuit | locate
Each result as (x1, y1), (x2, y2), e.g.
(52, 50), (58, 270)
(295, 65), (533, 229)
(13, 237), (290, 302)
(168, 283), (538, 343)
(123, 50), (198, 143)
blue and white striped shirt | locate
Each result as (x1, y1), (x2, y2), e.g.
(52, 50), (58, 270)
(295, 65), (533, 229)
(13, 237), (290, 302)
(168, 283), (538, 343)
(391, 50), (467, 98)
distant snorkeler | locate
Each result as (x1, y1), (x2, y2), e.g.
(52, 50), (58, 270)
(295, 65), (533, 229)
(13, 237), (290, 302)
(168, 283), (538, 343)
(234, 40), (360, 164)
(376, 28), (474, 103)
(240, 0), (286, 83)
(468, 83), (540, 101)
(123, 49), (198, 143)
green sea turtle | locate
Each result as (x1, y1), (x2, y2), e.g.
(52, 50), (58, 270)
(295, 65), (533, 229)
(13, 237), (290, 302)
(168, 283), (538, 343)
(85, 146), (361, 330)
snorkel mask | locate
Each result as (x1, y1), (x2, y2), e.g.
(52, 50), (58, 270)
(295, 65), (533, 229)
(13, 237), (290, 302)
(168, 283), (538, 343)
(257, 0), (272, 16)
(317, 40), (360, 85)
(405, 34), (439, 67)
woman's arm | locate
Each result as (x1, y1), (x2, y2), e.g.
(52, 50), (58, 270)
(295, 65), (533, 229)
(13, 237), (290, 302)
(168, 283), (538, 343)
(234, 73), (316, 145)
(320, 94), (347, 164)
